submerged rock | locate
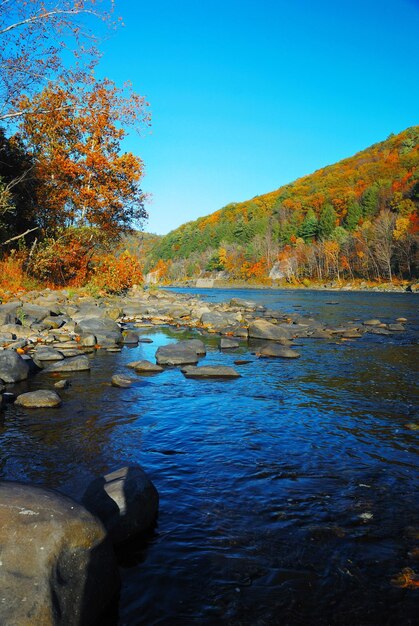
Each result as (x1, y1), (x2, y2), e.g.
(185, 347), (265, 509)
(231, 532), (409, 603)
(220, 337), (240, 349)
(256, 344), (301, 359)
(0, 482), (119, 626)
(181, 365), (241, 379)
(82, 465), (159, 545)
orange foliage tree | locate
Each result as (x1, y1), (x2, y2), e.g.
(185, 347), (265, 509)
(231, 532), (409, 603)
(17, 73), (150, 237)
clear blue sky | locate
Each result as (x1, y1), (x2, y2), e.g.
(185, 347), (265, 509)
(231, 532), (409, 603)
(99, 0), (419, 235)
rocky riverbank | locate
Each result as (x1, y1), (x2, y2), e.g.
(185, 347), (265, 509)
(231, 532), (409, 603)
(0, 285), (411, 394)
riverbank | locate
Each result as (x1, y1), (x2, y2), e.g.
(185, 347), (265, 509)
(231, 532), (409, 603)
(163, 278), (418, 293)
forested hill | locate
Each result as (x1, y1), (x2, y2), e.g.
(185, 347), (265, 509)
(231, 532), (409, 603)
(146, 126), (418, 283)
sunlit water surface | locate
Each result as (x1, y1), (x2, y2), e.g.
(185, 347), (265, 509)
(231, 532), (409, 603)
(1, 289), (418, 625)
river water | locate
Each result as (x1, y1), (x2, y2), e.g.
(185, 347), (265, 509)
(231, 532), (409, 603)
(1, 289), (418, 625)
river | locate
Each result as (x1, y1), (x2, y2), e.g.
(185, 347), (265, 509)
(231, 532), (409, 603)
(1, 288), (418, 625)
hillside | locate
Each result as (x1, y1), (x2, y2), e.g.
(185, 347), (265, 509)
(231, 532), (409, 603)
(146, 127), (419, 283)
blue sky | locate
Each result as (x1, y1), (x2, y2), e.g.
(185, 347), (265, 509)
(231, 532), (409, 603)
(99, 0), (419, 235)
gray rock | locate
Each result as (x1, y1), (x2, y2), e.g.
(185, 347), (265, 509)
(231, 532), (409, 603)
(229, 297), (257, 309)
(0, 323), (32, 338)
(81, 334), (97, 346)
(111, 374), (133, 388)
(363, 319), (382, 326)
(34, 347), (65, 361)
(256, 344), (300, 358)
(155, 342), (201, 366)
(175, 339), (206, 355)
(82, 465), (159, 545)
(367, 327), (392, 335)
(0, 482), (119, 626)
(75, 317), (122, 345)
(20, 303), (51, 322)
(0, 302), (19, 325)
(248, 319), (293, 341)
(220, 337), (240, 349)
(181, 365), (241, 379)
(122, 331), (139, 344)
(15, 389), (62, 408)
(42, 355), (90, 373)
(388, 323), (405, 331)
(0, 351), (30, 383)
(131, 360), (164, 373)
(200, 311), (241, 330)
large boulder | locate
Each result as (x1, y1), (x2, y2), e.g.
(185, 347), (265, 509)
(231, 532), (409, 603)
(0, 350), (30, 383)
(15, 389), (62, 408)
(75, 317), (122, 346)
(42, 355), (90, 373)
(248, 319), (293, 341)
(82, 466), (159, 545)
(0, 482), (119, 626)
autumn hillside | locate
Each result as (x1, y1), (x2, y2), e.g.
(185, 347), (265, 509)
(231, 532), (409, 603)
(147, 126), (418, 284)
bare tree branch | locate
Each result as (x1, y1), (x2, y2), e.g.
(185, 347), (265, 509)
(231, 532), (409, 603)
(1, 226), (39, 246)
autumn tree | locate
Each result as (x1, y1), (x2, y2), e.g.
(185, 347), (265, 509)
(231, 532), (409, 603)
(0, 0), (117, 124)
(17, 73), (150, 238)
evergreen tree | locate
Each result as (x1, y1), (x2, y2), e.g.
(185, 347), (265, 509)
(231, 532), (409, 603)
(298, 209), (318, 242)
(361, 185), (380, 218)
(318, 203), (337, 239)
(344, 200), (362, 231)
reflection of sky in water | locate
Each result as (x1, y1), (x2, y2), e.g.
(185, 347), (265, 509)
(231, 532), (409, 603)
(1, 289), (418, 625)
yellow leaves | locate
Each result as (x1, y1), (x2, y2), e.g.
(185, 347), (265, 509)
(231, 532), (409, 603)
(393, 217), (410, 241)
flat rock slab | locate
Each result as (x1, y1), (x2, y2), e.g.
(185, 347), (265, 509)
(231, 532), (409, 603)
(34, 347), (65, 361)
(82, 465), (159, 545)
(181, 365), (241, 379)
(256, 344), (300, 359)
(0, 350), (30, 383)
(388, 323), (405, 331)
(15, 389), (62, 408)
(248, 319), (293, 341)
(155, 343), (200, 366)
(42, 354), (90, 373)
(0, 482), (119, 626)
